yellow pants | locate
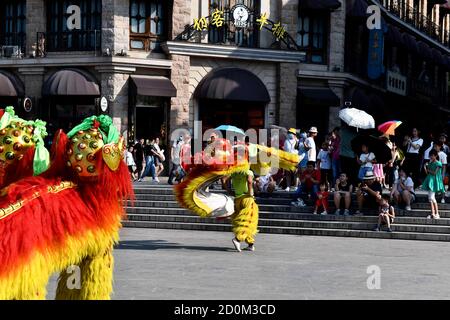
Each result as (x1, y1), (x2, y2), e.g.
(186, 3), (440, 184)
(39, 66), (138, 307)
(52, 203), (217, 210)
(231, 195), (259, 244)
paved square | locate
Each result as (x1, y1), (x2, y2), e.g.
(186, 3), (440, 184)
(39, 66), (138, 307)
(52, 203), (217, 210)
(47, 228), (450, 299)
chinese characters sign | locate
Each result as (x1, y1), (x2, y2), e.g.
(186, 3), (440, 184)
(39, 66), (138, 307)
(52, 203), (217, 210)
(192, 6), (288, 42)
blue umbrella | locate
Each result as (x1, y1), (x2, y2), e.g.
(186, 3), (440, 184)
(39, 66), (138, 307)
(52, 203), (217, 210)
(215, 125), (245, 135)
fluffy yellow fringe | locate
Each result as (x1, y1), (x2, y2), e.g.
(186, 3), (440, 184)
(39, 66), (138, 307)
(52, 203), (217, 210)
(176, 162), (250, 218)
(232, 195), (259, 244)
(176, 145), (299, 218)
(0, 221), (121, 300)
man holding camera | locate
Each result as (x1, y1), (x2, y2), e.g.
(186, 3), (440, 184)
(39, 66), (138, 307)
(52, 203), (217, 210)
(355, 171), (382, 215)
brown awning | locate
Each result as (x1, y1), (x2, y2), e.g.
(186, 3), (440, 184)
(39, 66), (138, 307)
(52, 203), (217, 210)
(194, 68), (270, 103)
(42, 69), (100, 96)
(299, 87), (340, 105)
(299, 0), (341, 10)
(0, 70), (25, 97)
(130, 75), (177, 97)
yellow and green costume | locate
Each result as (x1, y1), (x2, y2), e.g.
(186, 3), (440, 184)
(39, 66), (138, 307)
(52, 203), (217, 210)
(230, 170), (258, 244)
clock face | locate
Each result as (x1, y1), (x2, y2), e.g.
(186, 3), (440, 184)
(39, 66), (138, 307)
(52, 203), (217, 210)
(232, 4), (250, 28)
(233, 6), (249, 22)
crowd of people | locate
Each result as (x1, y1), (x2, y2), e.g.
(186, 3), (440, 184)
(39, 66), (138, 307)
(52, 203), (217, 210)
(254, 125), (449, 231)
(125, 134), (190, 184)
(125, 124), (450, 232)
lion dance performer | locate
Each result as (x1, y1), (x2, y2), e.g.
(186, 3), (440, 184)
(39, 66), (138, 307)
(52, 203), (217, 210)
(175, 136), (299, 252)
(0, 113), (133, 300)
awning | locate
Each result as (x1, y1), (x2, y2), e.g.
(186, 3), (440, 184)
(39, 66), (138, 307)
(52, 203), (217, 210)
(42, 69), (100, 96)
(431, 48), (446, 66)
(386, 25), (404, 45)
(0, 71), (24, 97)
(299, 87), (340, 106)
(299, 0), (341, 10)
(346, 87), (369, 110)
(194, 68), (270, 103)
(130, 75), (177, 97)
(402, 33), (419, 54)
(347, 0), (368, 18)
(417, 41), (433, 60)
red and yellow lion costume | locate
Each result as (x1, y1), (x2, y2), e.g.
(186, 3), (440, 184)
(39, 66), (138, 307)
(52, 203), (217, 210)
(0, 111), (133, 300)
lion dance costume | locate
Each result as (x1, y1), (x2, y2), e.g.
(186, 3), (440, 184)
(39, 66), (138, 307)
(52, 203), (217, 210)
(175, 138), (299, 249)
(0, 108), (133, 300)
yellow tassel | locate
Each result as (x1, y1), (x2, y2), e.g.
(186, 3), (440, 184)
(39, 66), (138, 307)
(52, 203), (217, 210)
(231, 195), (259, 244)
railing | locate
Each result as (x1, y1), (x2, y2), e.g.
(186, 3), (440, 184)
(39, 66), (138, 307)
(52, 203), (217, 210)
(37, 30), (101, 54)
(0, 33), (26, 57)
(411, 78), (440, 99)
(177, 14), (300, 51)
(382, 0), (448, 47)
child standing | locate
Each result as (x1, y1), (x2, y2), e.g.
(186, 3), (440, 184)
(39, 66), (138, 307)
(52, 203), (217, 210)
(126, 146), (137, 181)
(357, 144), (376, 181)
(374, 195), (395, 232)
(422, 149), (445, 219)
(317, 142), (332, 189)
(313, 182), (329, 215)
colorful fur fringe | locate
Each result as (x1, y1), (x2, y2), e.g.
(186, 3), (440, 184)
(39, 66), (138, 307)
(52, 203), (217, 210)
(232, 195), (259, 244)
(0, 127), (133, 300)
(175, 143), (299, 218)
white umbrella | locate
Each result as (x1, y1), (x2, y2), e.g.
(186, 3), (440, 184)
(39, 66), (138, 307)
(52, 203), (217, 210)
(339, 108), (375, 130)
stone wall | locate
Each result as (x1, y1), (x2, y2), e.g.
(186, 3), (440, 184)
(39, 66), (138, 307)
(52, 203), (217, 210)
(189, 58), (278, 129)
(100, 72), (130, 134)
(328, 2), (346, 72)
(278, 63), (297, 129)
(170, 55), (191, 132)
(26, 0), (46, 56)
(102, 0), (130, 54)
(281, 0), (298, 39)
(172, 0), (192, 40)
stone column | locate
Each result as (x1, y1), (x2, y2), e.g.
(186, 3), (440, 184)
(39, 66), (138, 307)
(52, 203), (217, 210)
(102, 0), (130, 54)
(18, 67), (45, 120)
(278, 63), (298, 129)
(281, 0), (298, 38)
(170, 55), (191, 132)
(329, 1), (346, 72)
(328, 79), (346, 131)
(96, 66), (136, 135)
(26, 0), (46, 56)
(172, 0), (192, 40)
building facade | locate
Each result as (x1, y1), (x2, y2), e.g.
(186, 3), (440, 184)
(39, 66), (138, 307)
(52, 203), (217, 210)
(0, 0), (449, 148)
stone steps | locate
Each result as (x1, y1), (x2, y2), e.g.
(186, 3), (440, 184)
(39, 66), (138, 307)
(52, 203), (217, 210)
(125, 206), (450, 226)
(125, 184), (450, 242)
(124, 213), (450, 235)
(123, 220), (450, 242)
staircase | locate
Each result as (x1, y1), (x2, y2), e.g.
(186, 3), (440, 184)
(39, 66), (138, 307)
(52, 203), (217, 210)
(123, 182), (450, 242)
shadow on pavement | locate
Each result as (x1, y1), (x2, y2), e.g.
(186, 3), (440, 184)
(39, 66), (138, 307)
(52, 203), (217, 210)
(116, 240), (234, 252)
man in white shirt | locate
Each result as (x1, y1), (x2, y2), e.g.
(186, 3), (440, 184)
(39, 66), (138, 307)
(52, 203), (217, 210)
(305, 127), (318, 164)
(168, 136), (184, 185)
(283, 128), (298, 191)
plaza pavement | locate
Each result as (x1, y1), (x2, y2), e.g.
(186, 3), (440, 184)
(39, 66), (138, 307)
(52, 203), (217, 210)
(47, 228), (450, 300)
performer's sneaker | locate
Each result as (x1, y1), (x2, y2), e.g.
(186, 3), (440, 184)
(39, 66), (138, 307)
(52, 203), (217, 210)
(232, 238), (241, 252)
(245, 244), (255, 252)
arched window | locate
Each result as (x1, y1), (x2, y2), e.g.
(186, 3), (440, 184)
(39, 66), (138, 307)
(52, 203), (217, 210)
(208, 0), (260, 48)
(129, 0), (169, 51)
